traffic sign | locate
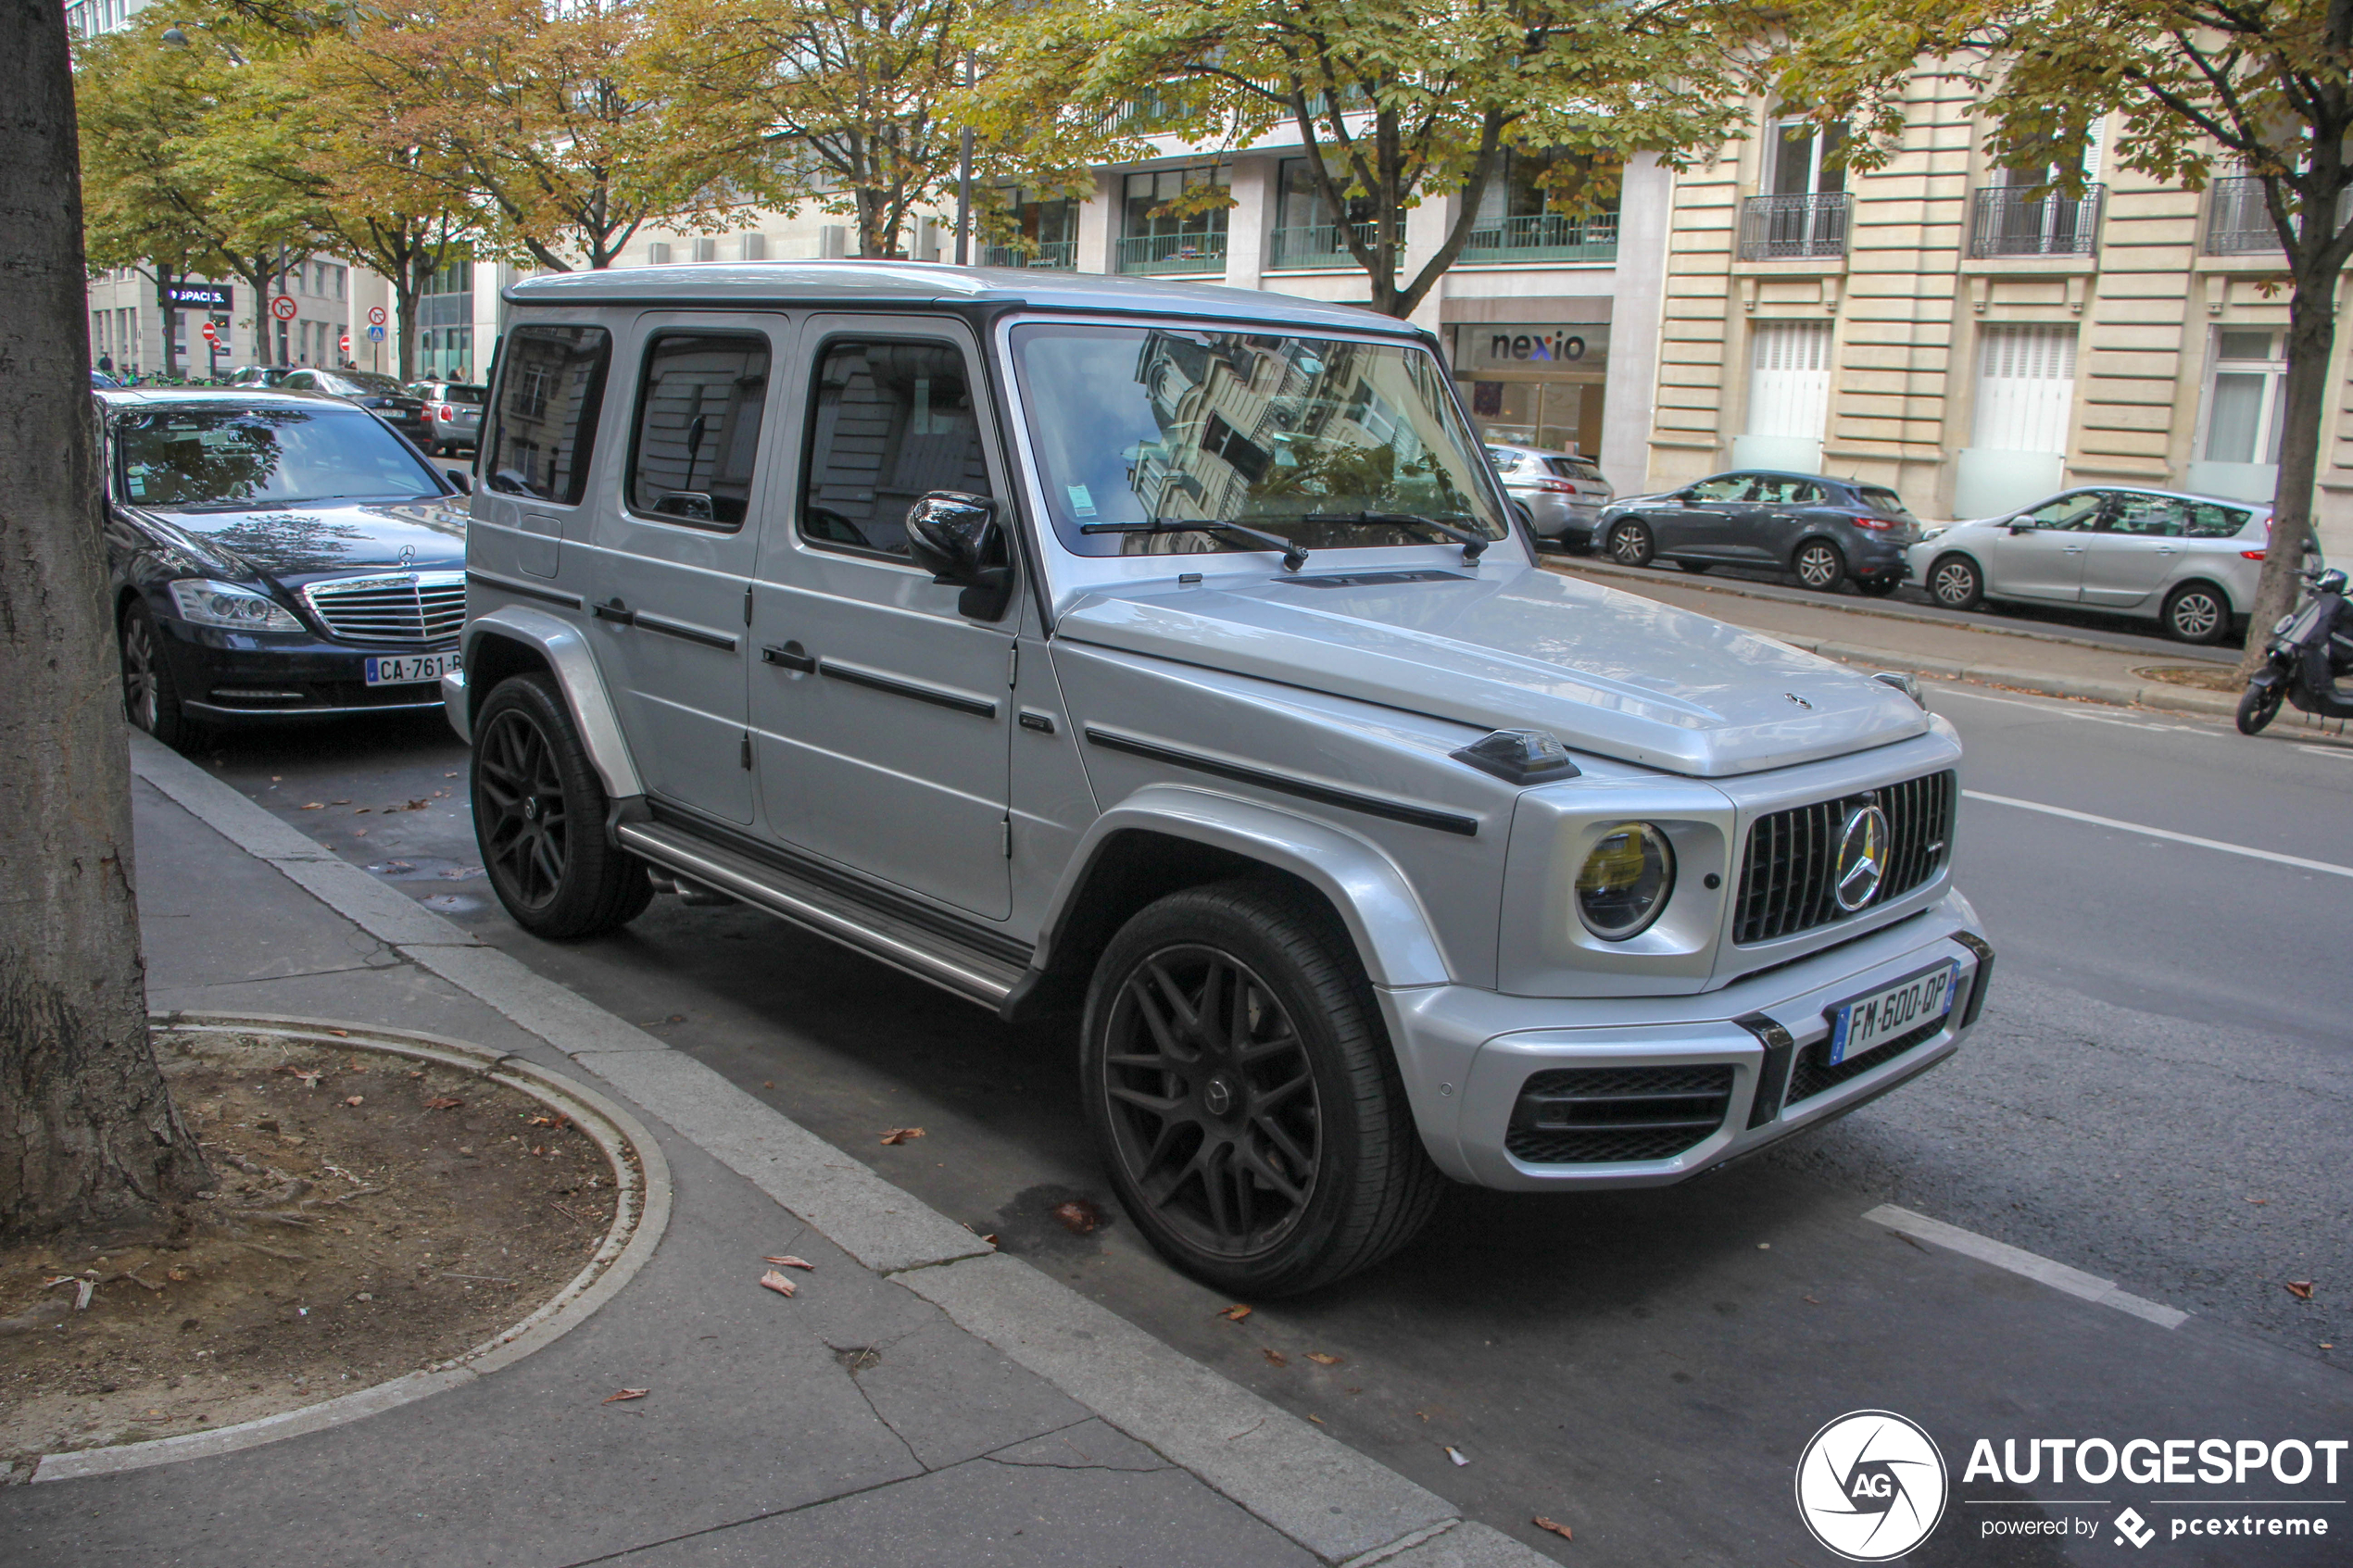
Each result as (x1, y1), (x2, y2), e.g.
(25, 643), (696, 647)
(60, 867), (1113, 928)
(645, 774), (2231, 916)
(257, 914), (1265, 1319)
(200, 321), (219, 344)
(271, 295), (298, 322)
(367, 306), (387, 327)
(366, 325), (386, 343)
(338, 332), (351, 356)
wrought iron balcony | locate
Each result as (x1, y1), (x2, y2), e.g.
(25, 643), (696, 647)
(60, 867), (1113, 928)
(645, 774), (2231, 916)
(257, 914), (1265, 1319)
(1459, 211), (1618, 264)
(1738, 193), (1849, 260)
(980, 241), (1076, 270)
(1970, 183), (2105, 257)
(2203, 176), (2353, 254)
(1267, 222), (1398, 269)
(1116, 231), (1227, 274)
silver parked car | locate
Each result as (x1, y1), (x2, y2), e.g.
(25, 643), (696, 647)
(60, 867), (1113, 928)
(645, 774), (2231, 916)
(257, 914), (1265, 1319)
(1905, 486), (2273, 643)
(1488, 443), (1613, 550)
(410, 380), (485, 456)
(447, 263), (1989, 1295)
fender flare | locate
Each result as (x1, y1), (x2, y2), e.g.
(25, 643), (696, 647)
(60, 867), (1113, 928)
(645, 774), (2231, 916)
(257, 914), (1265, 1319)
(1038, 784), (1455, 990)
(458, 605), (643, 802)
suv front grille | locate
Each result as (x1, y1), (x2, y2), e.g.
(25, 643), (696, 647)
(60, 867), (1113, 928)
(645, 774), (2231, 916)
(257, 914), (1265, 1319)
(1505, 1064), (1735, 1164)
(1733, 771), (1956, 946)
(302, 571), (465, 646)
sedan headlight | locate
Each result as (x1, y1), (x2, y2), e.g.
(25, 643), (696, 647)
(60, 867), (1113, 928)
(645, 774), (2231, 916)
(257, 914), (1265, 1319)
(1576, 822), (1676, 940)
(168, 579), (305, 633)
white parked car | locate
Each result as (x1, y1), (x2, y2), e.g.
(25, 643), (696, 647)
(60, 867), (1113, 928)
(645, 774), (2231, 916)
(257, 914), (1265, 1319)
(1487, 444), (1613, 550)
(1905, 486), (2274, 643)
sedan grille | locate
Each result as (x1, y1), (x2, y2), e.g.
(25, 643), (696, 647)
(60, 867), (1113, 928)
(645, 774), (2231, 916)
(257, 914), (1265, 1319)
(1505, 1064), (1735, 1164)
(1733, 771), (1956, 946)
(302, 571), (465, 646)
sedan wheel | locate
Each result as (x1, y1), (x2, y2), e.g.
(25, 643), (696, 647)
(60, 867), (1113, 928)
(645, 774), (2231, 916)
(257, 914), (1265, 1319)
(119, 600), (198, 750)
(1607, 520), (1655, 568)
(1927, 554), (1983, 611)
(1793, 539), (1846, 592)
(2163, 583), (2231, 645)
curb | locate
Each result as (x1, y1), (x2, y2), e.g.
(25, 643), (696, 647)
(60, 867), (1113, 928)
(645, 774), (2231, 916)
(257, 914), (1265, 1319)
(125, 733), (1553, 1566)
(31, 1012), (672, 1485)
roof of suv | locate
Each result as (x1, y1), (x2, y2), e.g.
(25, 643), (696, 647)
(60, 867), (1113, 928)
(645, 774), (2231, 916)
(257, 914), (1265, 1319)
(506, 260), (1427, 337)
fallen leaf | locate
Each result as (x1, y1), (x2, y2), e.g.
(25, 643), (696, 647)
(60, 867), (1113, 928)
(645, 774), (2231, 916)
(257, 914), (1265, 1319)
(527, 1113), (573, 1131)
(1304, 1351), (1343, 1366)
(1307, 1413), (1326, 1425)
(2286, 1281), (2316, 1300)
(353, 829), (368, 837)
(331, 798), (351, 804)
(406, 798), (428, 810)
(878, 1127), (925, 1146)
(1217, 1304), (1252, 1323)
(277, 1066), (322, 1088)
(1534, 1517), (1574, 1542)
(424, 1096), (463, 1110)
(354, 808), (371, 814)
(166, 1267), (190, 1283)
(1262, 1348), (1288, 1367)
(344, 1095), (364, 1107)
(1803, 1295), (1822, 1305)
(763, 1256), (815, 1271)
(601, 1388), (649, 1404)
(74, 1279), (94, 1311)
(1051, 1198), (1102, 1234)
(300, 803), (324, 810)
(2246, 1197), (2270, 1205)
(759, 1269), (798, 1298)
(407, 1070), (425, 1078)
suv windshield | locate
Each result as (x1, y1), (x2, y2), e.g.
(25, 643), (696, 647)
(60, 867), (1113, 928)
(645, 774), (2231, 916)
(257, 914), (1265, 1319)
(116, 406), (446, 509)
(1012, 324), (1507, 557)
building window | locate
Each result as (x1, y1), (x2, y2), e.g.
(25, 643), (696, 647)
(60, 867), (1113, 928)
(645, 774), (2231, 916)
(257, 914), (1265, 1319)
(648, 242), (673, 266)
(984, 188), (1078, 269)
(741, 232), (767, 261)
(1733, 320), (1834, 470)
(1117, 166), (1229, 274)
(2199, 330), (2286, 467)
(692, 237), (718, 263)
(1462, 150), (1622, 263)
(1971, 324), (2077, 454)
(419, 259), (475, 381)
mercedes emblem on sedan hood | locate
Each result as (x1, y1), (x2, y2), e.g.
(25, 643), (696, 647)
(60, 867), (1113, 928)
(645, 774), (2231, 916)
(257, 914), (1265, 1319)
(1833, 804), (1891, 911)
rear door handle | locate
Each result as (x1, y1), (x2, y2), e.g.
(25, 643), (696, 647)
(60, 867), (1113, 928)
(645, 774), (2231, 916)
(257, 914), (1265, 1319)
(2062, 546), (2085, 554)
(593, 596), (635, 625)
(761, 640), (816, 672)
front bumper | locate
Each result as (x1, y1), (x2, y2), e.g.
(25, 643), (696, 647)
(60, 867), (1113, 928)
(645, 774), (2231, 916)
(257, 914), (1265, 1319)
(153, 616), (452, 723)
(1378, 891), (1989, 1189)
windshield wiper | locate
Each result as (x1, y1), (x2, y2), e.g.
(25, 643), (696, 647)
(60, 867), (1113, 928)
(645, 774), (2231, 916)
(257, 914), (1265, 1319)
(1303, 511), (1491, 563)
(1082, 519), (1309, 572)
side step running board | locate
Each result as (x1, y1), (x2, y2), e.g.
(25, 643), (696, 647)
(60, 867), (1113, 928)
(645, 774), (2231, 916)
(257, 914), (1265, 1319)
(614, 821), (1028, 1009)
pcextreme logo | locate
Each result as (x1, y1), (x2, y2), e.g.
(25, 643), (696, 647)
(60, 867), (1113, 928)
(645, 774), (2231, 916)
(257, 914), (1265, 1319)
(1795, 1411), (1950, 1561)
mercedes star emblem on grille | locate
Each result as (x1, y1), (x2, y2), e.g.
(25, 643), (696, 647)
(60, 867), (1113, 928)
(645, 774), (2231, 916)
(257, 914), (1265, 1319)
(1833, 804), (1891, 911)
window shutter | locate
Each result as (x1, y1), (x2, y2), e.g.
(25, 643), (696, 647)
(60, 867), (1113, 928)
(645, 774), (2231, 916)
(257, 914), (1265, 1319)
(1745, 321), (1834, 441)
(1971, 325), (2078, 453)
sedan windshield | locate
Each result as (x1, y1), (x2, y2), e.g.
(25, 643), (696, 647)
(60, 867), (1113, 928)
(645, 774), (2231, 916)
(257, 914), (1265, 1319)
(1011, 324), (1507, 558)
(117, 406), (447, 509)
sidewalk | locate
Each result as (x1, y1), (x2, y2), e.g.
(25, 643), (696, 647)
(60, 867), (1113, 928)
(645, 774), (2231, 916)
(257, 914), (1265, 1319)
(0, 735), (1547, 1568)
(1544, 557), (2256, 720)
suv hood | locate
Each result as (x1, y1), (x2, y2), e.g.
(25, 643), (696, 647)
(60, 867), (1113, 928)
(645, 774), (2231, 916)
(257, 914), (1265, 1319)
(1058, 563), (1930, 777)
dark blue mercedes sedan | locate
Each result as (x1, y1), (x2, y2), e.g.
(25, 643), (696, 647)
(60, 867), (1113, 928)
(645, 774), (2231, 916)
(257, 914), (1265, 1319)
(98, 388), (472, 746)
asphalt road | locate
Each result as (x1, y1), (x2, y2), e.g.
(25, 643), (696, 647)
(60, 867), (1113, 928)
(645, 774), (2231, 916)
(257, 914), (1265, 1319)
(181, 661), (2353, 1563)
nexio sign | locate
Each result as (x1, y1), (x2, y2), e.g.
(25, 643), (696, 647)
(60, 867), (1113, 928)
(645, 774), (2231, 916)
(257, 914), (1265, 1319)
(1454, 323), (1611, 373)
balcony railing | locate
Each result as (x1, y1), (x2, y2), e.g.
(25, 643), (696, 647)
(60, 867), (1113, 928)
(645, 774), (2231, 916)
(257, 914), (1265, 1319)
(2204, 176), (2353, 254)
(1738, 193), (1850, 260)
(1117, 231), (1227, 274)
(1267, 222), (1398, 269)
(980, 241), (1076, 270)
(1459, 211), (1619, 264)
(1970, 183), (2105, 257)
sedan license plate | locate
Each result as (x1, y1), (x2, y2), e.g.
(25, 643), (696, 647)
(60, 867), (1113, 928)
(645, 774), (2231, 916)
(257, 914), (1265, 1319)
(1826, 961), (1959, 1065)
(364, 652), (460, 687)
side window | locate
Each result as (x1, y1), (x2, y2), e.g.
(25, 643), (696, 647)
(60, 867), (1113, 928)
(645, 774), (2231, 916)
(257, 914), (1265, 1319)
(1784, 482), (1827, 505)
(281, 370), (314, 390)
(2023, 492), (2104, 530)
(1689, 477), (1746, 501)
(2183, 502), (2250, 538)
(626, 332), (771, 530)
(484, 324), (611, 505)
(2104, 494), (2186, 536)
(799, 339), (989, 558)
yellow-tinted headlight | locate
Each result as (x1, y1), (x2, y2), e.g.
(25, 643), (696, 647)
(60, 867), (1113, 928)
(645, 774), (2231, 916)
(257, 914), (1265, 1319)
(1576, 822), (1675, 940)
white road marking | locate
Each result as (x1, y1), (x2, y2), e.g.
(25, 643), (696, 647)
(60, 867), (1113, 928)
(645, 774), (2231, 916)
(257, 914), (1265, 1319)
(1934, 686), (2207, 734)
(1963, 789), (2353, 880)
(1864, 1205), (2190, 1329)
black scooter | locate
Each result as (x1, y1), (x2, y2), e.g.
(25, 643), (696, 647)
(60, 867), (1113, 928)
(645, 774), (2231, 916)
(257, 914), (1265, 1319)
(2237, 566), (2353, 734)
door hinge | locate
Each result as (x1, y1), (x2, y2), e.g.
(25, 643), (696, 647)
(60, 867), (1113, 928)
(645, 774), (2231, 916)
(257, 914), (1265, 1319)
(1008, 643), (1019, 687)
(743, 585), (754, 625)
(1001, 817), (1013, 859)
(739, 733), (752, 770)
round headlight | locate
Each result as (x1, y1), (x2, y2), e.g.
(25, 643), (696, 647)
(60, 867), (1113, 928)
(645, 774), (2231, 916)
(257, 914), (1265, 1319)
(1576, 822), (1675, 940)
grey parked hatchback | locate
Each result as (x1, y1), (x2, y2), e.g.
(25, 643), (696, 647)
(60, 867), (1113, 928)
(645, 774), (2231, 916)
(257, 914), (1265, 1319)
(1597, 470), (1924, 594)
(447, 263), (1988, 1295)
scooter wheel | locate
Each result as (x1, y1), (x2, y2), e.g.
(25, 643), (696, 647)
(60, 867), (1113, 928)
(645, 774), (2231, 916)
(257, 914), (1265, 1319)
(2236, 682), (2284, 735)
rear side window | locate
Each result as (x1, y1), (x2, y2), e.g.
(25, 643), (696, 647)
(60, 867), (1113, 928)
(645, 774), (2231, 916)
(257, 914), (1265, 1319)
(2183, 501), (2251, 537)
(799, 339), (989, 559)
(626, 332), (772, 530)
(2105, 494), (2186, 537)
(1856, 484), (1914, 519)
(1544, 458), (1592, 480)
(484, 325), (611, 505)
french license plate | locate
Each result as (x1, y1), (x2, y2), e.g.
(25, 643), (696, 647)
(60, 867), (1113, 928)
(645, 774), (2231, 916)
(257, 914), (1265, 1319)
(1826, 960), (1959, 1065)
(363, 651), (460, 687)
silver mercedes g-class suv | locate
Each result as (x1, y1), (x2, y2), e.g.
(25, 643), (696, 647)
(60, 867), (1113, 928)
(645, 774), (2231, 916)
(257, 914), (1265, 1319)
(447, 263), (1990, 1295)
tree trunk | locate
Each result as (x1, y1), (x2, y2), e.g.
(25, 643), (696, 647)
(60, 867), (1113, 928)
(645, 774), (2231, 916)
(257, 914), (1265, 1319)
(2237, 239), (2343, 676)
(0, 0), (212, 1243)
(396, 249), (425, 383)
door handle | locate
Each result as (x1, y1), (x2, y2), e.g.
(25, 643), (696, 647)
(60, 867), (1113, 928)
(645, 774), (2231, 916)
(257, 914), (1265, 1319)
(593, 596), (635, 625)
(2155, 546), (2179, 555)
(2062, 546), (2085, 554)
(761, 640), (816, 672)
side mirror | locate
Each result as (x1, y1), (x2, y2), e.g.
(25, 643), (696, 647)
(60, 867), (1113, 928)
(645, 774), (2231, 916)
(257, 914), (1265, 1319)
(905, 491), (1013, 621)
(444, 469), (473, 495)
(2006, 521), (2030, 534)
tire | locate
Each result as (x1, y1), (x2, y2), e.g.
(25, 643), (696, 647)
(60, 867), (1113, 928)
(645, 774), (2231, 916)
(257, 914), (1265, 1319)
(471, 672), (652, 939)
(120, 599), (202, 750)
(1081, 879), (1445, 1297)
(1927, 553), (1983, 611)
(1606, 520), (1655, 568)
(1793, 538), (1847, 592)
(2163, 582), (2232, 645)
(2236, 680), (2284, 735)
(1677, 559), (1713, 574)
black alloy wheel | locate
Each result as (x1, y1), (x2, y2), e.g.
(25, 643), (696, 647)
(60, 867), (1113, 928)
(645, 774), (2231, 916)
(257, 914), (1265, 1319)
(1607, 520), (1655, 568)
(1793, 538), (1847, 592)
(2236, 681), (2284, 735)
(1928, 554), (1984, 611)
(120, 599), (199, 750)
(1084, 881), (1442, 1296)
(471, 673), (651, 938)
(2163, 583), (2231, 645)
